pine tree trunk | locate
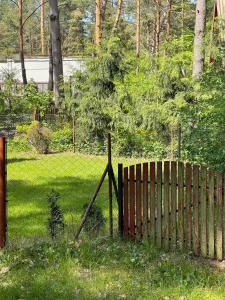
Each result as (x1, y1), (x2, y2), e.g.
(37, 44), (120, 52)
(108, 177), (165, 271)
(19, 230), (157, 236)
(136, 0), (141, 56)
(101, 0), (108, 22)
(166, 0), (172, 39)
(208, 2), (217, 64)
(112, 0), (123, 33)
(155, 0), (161, 54)
(49, 0), (64, 106)
(18, 0), (27, 85)
(41, 0), (45, 55)
(48, 34), (54, 92)
(192, 0), (206, 78)
(95, 0), (102, 47)
(29, 31), (33, 56)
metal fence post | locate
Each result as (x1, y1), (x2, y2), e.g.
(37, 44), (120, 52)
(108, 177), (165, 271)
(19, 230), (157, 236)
(0, 136), (6, 248)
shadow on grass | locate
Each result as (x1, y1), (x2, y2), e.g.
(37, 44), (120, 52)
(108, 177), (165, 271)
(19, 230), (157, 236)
(7, 157), (38, 164)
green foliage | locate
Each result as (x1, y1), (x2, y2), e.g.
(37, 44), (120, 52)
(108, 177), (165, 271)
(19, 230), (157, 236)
(7, 135), (31, 152)
(51, 125), (73, 152)
(47, 190), (65, 239)
(82, 203), (105, 233)
(27, 124), (51, 154)
(16, 121), (40, 134)
(24, 82), (51, 116)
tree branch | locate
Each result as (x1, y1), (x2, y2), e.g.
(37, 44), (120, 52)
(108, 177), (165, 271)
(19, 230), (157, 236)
(8, 0), (18, 7)
(22, 0), (48, 28)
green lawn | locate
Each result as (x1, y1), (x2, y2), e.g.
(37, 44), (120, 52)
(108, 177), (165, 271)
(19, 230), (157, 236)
(7, 150), (111, 238)
(2, 150), (225, 300)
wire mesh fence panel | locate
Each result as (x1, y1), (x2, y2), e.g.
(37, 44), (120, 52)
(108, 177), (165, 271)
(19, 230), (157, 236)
(0, 113), (221, 242)
(2, 114), (111, 241)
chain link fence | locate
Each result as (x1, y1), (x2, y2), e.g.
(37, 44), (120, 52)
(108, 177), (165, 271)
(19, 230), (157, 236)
(0, 113), (217, 242)
(0, 114), (134, 242)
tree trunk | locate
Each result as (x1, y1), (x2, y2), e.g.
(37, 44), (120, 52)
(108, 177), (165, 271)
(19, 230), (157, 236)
(155, 0), (161, 55)
(29, 31), (33, 56)
(101, 0), (108, 22)
(41, 0), (45, 55)
(112, 0), (123, 34)
(49, 0), (64, 106)
(136, 0), (141, 56)
(95, 0), (102, 47)
(18, 0), (27, 85)
(208, 2), (217, 64)
(48, 34), (54, 92)
(192, 0), (206, 78)
(166, 0), (172, 39)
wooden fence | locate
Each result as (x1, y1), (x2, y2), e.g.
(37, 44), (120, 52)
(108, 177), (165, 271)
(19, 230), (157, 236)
(118, 161), (225, 260)
(0, 136), (6, 249)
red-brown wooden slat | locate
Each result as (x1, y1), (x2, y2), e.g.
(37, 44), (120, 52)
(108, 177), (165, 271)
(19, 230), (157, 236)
(123, 167), (129, 237)
(171, 161), (177, 248)
(156, 162), (162, 247)
(143, 163), (149, 236)
(224, 176), (225, 260)
(200, 166), (207, 258)
(150, 162), (156, 242)
(129, 166), (135, 240)
(163, 161), (170, 250)
(178, 162), (184, 249)
(209, 170), (215, 258)
(217, 173), (223, 260)
(185, 163), (192, 250)
(193, 165), (199, 256)
(136, 164), (142, 239)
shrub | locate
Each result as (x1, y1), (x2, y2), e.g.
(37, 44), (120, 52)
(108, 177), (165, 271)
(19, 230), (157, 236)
(51, 125), (73, 152)
(82, 203), (105, 233)
(27, 124), (51, 154)
(16, 121), (40, 134)
(47, 190), (65, 239)
(7, 135), (32, 152)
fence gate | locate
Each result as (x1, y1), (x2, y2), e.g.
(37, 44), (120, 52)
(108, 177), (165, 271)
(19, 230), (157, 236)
(118, 161), (225, 261)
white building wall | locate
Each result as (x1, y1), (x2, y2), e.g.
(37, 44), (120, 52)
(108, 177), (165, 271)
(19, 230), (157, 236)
(0, 57), (85, 91)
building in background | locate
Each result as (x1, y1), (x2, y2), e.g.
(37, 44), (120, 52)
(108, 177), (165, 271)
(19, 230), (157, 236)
(0, 56), (85, 91)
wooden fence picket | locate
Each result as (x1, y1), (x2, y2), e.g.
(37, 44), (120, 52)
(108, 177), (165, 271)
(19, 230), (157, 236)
(200, 166), (207, 257)
(136, 164), (142, 239)
(209, 170), (215, 259)
(143, 163), (148, 236)
(163, 161), (170, 250)
(171, 162), (177, 249)
(150, 162), (155, 242)
(129, 166), (135, 240)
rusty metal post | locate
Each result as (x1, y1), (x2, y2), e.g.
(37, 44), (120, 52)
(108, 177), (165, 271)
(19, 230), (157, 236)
(0, 136), (6, 248)
(108, 133), (113, 237)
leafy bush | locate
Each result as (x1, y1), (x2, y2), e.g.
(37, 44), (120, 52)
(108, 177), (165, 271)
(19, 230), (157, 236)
(47, 190), (65, 239)
(16, 121), (40, 134)
(27, 124), (51, 154)
(82, 203), (105, 233)
(7, 135), (32, 152)
(51, 125), (73, 152)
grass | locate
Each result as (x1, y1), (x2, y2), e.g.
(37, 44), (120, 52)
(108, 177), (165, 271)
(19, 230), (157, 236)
(3, 150), (225, 299)
(1, 238), (225, 299)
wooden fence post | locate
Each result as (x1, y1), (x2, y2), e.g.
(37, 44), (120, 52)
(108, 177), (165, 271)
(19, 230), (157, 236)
(0, 136), (6, 249)
(118, 163), (123, 237)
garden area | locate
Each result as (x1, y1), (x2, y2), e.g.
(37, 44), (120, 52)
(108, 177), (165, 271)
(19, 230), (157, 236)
(0, 0), (225, 298)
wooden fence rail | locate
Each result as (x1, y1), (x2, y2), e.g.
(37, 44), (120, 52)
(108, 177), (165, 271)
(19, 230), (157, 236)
(118, 161), (225, 260)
